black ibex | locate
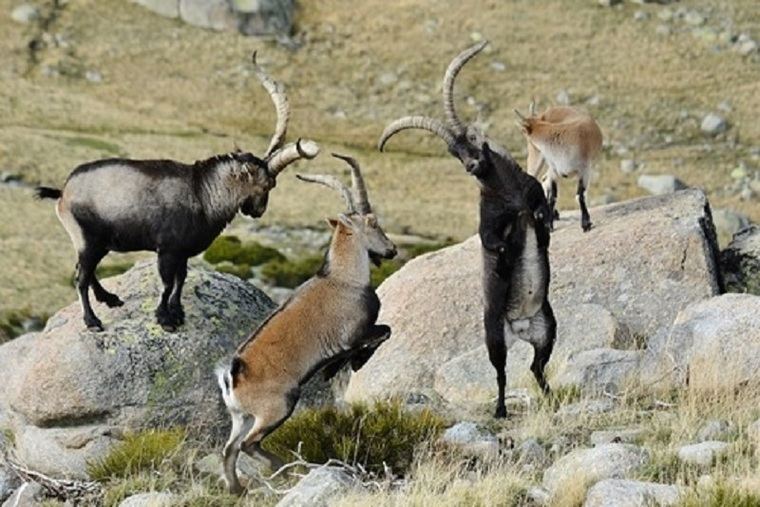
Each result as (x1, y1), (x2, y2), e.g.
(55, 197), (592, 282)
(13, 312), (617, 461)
(216, 154), (396, 494)
(35, 52), (319, 331)
(379, 41), (556, 418)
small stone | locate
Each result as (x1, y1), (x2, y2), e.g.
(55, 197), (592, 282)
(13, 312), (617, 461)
(441, 422), (499, 459)
(85, 70), (103, 83)
(637, 174), (687, 195)
(620, 159), (637, 173)
(633, 10), (649, 21)
(119, 492), (176, 507)
(696, 420), (731, 442)
(527, 486), (550, 505)
(717, 100), (732, 113)
(276, 468), (358, 507)
(518, 438), (547, 467)
(584, 479), (682, 506)
(684, 11), (705, 26)
(736, 39), (758, 56)
(489, 61), (506, 72)
(677, 441), (729, 466)
(10, 4), (38, 24)
(700, 113), (728, 136)
(556, 89), (571, 105)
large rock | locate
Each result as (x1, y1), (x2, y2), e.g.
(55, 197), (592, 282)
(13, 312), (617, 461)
(275, 467), (357, 507)
(584, 479), (682, 507)
(651, 294), (760, 389)
(346, 190), (721, 405)
(543, 444), (649, 496)
(132, 0), (296, 37)
(721, 225), (760, 294)
(119, 492), (176, 507)
(677, 441), (729, 466)
(0, 262), (275, 478)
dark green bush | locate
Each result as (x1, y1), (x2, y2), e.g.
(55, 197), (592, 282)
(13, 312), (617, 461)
(213, 262), (251, 280)
(87, 428), (186, 481)
(260, 254), (324, 288)
(370, 259), (404, 288)
(263, 400), (446, 475)
(203, 235), (284, 266)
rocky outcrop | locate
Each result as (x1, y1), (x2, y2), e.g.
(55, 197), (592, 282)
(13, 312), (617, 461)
(0, 262), (276, 478)
(346, 190), (721, 405)
(131, 0), (296, 38)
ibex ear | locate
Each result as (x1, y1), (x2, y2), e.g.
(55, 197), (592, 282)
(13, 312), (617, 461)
(482, 142), (493, 163)
(326, 218), (339, 229)
(337, 213), (353, 228)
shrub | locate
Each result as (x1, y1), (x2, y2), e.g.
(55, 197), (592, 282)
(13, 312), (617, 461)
(203, 235), (284, 266)
(263, 400), (446, 475)
(87, 428), (186, 481)
(260, 254), (324, 288)
(213, 261), (251, 280)
(370, 259), (404, 288)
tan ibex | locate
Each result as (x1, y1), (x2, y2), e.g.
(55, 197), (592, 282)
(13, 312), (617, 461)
(514, 101), (603, 232)
(216, 154), (396, 494)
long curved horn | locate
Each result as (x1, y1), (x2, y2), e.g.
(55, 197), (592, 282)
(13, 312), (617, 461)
(267, 139), (320, 175)
(252, 51), (291, 158)
(442, 40), (488, 136)
(296, 173), (356, 213)
(378, 116), (455, 151)
(332, 153), (371, 214)
(529, 97), (537, 116)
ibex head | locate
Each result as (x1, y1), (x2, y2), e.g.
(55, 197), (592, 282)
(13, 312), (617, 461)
(239, 52), (320, 218)
(297, 154), (397, 266)
(378, 41), (495, 177)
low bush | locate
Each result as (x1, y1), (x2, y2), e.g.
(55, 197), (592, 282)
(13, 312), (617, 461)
(260, 254), (324, 288)
(203, 235), (284, 266)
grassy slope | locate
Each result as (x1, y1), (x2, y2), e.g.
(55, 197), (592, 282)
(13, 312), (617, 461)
(0, 0), (758, 316)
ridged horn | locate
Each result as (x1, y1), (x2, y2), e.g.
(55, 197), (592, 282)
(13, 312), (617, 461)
(252, 51), (291, 158)
(378, 116), (455, 151)
(296, 173), (356, 213)
(442, 40), (488, 136)
(267, 139), (320, 175)
(332, 153), (371, 214)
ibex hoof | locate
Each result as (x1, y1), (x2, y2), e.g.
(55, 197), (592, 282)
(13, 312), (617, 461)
(494, 405), (507, 419)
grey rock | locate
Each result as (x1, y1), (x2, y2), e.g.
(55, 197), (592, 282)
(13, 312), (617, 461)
(518, 438), (547, 467)
(620, 159), (637, 173)
(440, 422), (498, 459)
(736, 39), (758, 56)
(590, 428), (645, 446)
(554, 348), (642, 394)
(119, 492), (176, 507)
(10, 4), (38, 24)
(130, 0), (180, 18)
(0, 460), (21, 503)
(710, 208), (749, 249)
(1, 482), (43, 507)
(85, 70), (103, 83)
(597, 0), (622, 6)
(696, 420), (731, 442)
(179, 0), (237, 31)
(527, 486), (550, 505)
(677, 441), (729, 466)
(543, 444), (649, 495)
(701, 113), (728, 136)
(637, 174), (687, 195)
(721, 225), (760, 294)
(276, 467), (357, 507)
(489, 61), (506, 72)
(346, 191), (721, 405)
(557, 398), (615, 417)
(652, 294), (760, 389)
(684, 11), (705, 26)
(0, 262), (276, 478)
(633, 11), (649, 21)
(584, 479), (682, 506)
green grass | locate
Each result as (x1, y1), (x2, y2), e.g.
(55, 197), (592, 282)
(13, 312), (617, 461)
(87, 428), (186, 482)
(259, 254), (324, 288)
(263, 400), (446, 475)
(63, 135), (124, 156)
(212, 261), (251, 280)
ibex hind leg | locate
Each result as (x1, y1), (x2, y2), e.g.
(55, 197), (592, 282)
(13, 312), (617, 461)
(76, 242), (108, 331)
(222, 411), (254, 495)
(528, 301), (556, 396)
(240, 390), (298, 473)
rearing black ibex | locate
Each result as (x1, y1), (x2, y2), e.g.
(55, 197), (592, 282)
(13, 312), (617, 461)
(35, 52), (319, 332)
(379, 41), (556, 418)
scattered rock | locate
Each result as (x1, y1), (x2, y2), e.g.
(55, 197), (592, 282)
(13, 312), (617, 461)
(85, 70), (103, 83)
(590, 428), (645, 446)
(711, 208), (750, 249)
(440, 422), (498, 459)
(736, 38), (758, 56)
(653, 294), (760, 390)
(633, 11), (649, 21)
(684, 11), (705, 26)
(275, 467), (358, 507)
(119, 492), (177, 507)
(131, 0), (180, 18)
(518, 438), (547, 468)
(700, 113), (728, 136)
(10, 4), (38, 24)
(721, 225), (760, 294)
(584, 479), (682, 506)
(620, 159), (637, 173)
(1, 482), (43, 507)
(489, 61), (506, 72)
(0, 460), (21, 504)
(554, 348), (642, 394)
(543, 444), (649, 496)
(347, 191), (721, 406)
(696, 420), (731, 442)
(557, 398), (615, 417)
(677, 441), (729, 466)
(637, 174), (687, 195)
(527, 486), (550, 505)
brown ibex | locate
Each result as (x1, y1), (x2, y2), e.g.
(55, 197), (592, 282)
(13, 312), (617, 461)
(216, 154), (396, 494)
(514, 101), (603, 231)
(34, 52), (319, 331)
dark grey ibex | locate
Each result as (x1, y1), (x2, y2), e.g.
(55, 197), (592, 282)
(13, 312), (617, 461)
(35, 52), (319, 332)
(216, 154), (396, 494)
(379, 41), (556, 418)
